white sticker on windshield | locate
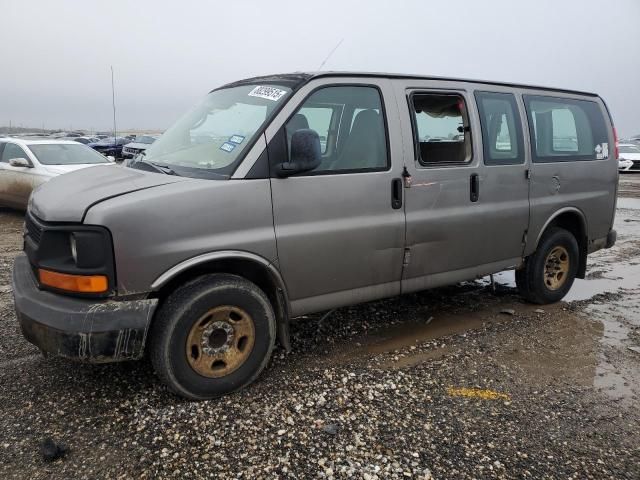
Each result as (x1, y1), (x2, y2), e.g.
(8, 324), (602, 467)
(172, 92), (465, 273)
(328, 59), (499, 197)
(220, 142), (236, 153)
(248, 85), (287, 102)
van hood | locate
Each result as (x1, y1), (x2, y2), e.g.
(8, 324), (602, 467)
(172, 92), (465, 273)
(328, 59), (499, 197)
(31, 165), (188, 222)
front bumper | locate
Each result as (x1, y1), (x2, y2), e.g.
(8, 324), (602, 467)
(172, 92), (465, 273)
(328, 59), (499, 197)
(12, 254), (158, 363)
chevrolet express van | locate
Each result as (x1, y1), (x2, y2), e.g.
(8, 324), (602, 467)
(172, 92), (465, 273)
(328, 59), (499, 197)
(13, 72), (618, 399)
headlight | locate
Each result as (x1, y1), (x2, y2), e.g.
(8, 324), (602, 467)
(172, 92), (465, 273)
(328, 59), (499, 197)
(24, 219), (115, 296)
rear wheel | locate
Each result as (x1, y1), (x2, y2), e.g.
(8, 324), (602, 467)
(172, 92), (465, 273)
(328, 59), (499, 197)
(149, 274), (276, 400)
(516, 227), (579, 304)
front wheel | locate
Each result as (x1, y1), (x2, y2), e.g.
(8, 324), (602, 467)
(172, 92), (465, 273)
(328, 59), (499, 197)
(516, 227), (579, 304)
(149, 274), (276, 400)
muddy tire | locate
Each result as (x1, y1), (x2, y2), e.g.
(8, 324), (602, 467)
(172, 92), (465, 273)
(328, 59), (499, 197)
(516, 227), (579, 304)
(149, 274), (276, 400)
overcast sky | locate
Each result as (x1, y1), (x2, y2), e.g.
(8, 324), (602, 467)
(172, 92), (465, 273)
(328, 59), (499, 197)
(1, 0), (639, 136)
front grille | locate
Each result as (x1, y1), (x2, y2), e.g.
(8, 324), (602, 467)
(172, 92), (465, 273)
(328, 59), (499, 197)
(631, 160), (640, 170)
(25, 214), (43, 244)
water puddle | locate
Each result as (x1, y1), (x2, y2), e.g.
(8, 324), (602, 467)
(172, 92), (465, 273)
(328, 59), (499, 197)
(617, 197), (640, 210)
(476, 267), (640, 302)
(364, 310), (493, 355)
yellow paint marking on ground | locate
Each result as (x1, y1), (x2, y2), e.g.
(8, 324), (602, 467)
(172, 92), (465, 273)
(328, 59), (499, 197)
(447, 387), (511, 401)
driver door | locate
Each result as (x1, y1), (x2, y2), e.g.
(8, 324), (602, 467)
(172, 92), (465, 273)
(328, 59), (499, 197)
(268, 79), (406, 316)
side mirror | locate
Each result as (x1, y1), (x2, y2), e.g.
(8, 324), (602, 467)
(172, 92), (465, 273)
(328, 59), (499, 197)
(107, 156), (116, 162)
(275, 129), (321, 177)
(9, 157), (32, 168)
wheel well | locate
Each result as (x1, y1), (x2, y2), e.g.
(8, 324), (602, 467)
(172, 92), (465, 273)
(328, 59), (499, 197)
(545, 212), (588, 279)
(151, 258), (290, 349)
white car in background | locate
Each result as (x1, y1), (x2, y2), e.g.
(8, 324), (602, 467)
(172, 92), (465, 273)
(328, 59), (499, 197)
(0, 138), (115, 210)
(618, 143), (640, 172)
(121, 135), (160, 161)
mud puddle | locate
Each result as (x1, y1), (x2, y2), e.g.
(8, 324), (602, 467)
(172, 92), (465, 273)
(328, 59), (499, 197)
(478, 263), (640, 302)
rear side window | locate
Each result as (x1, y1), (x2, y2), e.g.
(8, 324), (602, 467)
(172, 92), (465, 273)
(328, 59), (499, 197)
(524, 95), (609, 162)
(475, 91), (524, 165)
(410, 93), (472, 166)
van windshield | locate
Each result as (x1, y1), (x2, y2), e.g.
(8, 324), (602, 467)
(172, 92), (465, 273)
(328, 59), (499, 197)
(142, 84), (291, 178)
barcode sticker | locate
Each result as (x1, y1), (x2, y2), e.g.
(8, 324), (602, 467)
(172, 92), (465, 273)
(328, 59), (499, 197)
(220, 142), (236, 153)
(248, 85), (287, 102)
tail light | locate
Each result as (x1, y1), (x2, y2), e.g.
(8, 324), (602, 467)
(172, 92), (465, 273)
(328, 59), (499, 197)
(613, 127), (619, 160)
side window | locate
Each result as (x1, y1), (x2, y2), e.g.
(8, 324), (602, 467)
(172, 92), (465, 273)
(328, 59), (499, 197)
(475, 91), (525, 165)
(284, 86), (388, 173)
(1, 143), (28, 163)
(297, 106), (334, 154)
(524, 95), (609, 162)
(410, 93), (472, 166)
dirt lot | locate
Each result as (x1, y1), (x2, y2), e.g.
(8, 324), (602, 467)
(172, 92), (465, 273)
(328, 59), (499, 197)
(1, 176), (639, 479)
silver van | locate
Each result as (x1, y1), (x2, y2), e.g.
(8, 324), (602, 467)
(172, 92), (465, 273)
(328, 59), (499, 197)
(12, 72), (618, 399)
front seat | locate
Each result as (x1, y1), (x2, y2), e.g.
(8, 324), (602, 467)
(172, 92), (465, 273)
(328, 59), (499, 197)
(286, 113), (310, 146)
(336, 109), (385, 170)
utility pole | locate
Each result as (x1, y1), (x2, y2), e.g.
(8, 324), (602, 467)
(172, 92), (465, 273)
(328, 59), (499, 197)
(111, 66), (117, 141)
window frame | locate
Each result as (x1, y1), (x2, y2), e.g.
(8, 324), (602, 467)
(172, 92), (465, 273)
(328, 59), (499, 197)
(273, 83), (392, 177)
(523, 94), (609, 164)
(474, 91), (525, 166)
(407, 90), (474, 168)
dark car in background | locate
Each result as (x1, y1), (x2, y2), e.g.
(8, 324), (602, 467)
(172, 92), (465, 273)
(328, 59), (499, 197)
(89, 137), (128, 159)
(61, 137), (99, 145)
(121, 135), (159, 160)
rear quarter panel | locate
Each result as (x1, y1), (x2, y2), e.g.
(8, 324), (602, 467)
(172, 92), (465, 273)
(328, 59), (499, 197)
(523, 92), (617, 253)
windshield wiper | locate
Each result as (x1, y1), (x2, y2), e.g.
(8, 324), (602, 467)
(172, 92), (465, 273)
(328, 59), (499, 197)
(134, 158), (178, 176)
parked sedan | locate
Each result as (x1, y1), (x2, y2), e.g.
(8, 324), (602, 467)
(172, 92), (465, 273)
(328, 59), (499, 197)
(88, 137), (128, 159)
(0, 138), (114, 210)
(121, 135), (159, 160)
(618, 143), (640, 172)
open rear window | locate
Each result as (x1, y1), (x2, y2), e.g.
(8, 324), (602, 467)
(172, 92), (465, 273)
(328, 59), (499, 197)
(523, 95), (609, 163)
(410, 93), (472, 166)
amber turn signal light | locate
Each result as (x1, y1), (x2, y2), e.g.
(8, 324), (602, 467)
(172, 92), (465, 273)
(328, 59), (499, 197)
(38, 269), (108, 293)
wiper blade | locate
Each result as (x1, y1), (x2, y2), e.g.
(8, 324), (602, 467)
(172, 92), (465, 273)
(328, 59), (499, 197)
(135, 159), (178, 176)
(152, 163), (178, 175)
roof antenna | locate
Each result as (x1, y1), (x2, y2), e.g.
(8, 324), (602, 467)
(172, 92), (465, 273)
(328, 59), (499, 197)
(316, 38), (344, 71)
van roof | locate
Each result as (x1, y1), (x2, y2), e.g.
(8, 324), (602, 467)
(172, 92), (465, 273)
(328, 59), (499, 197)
(220, 71), (598, 98)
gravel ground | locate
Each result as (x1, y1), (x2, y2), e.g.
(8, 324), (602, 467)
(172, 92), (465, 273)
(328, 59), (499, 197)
(0, 176), (639, 479)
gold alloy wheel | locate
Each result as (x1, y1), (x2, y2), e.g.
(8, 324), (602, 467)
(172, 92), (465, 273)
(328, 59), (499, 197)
(544, 246), (570, 291)
(185, 306), (255, 378)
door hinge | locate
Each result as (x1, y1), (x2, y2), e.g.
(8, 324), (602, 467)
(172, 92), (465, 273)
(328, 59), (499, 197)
(403, 247), (411, 266)
(525, 168), (531, 179)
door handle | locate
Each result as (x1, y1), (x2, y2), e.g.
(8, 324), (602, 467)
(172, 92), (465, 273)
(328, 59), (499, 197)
(391, 178), (403, 209)
(470, 173), (479, 202)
